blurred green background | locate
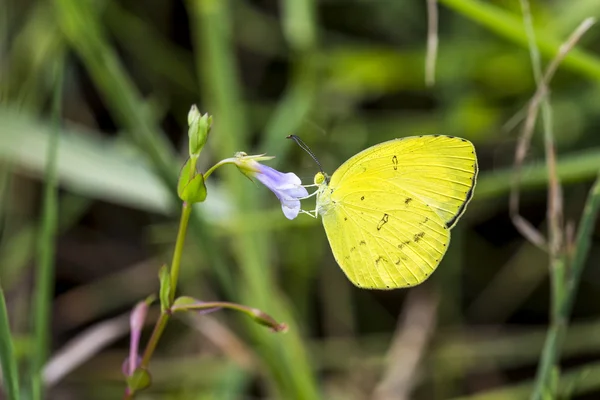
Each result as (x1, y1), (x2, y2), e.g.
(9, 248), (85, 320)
(2, 0), (600, 399)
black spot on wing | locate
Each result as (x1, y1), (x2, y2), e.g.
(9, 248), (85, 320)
(405, 198), (413, 205)
(398, 240), (410, 249)
(376, 213), (389, 231)
(392, 155), (398, 170)
(359, 240), (366, 246)
(414, 232), (425, 242)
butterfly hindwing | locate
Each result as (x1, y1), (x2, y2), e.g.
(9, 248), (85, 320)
(321, 181), (450, 289)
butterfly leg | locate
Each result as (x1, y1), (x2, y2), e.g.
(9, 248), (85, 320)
(299, 209), (318, 218)
(298, 190), (318, 200)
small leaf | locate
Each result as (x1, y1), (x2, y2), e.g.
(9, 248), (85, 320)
(172, 296), (198, 308)
(170, 297), (286, 332)
(127, 367), (151, 392)
(181, 174), (207, 203)
(177, 158), (207, 203)
(158, 265), (171, 313)
(172, 296), (221, 315)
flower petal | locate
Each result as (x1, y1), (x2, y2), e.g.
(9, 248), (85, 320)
(281, 198), (301, 220)
(253, 164), (308, 220)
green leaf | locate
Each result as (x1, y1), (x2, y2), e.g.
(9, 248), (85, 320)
(177, 158), (207, 204)
(127, 368), (151, 392)
(172, 296), (198, 308)
(158, 265), (171, 313)
(0, 287), (20, 400)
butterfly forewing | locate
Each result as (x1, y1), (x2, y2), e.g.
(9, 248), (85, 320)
(329, 135), (478, 228)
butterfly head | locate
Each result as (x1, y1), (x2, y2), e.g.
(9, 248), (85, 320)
(314, 171), (330, 186)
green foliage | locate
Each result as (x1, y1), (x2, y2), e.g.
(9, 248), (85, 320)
(177, 158), (207, 204)
(126, 368), (152, 393)
(0, 287), (20, 400)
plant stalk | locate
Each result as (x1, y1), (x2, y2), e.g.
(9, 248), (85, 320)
(126, 198), (193, 398)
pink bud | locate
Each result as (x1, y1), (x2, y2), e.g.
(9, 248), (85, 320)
(126, 301), (148, 376)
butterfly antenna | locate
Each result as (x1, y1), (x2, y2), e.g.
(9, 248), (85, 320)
(287, 135), (326, 176)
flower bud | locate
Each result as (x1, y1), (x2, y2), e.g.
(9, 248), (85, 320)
(187, 105), (212, 157)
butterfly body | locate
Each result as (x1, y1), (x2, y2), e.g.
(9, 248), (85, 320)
(314, 135), (478, 290)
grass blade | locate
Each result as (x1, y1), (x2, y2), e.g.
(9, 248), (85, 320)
(31, 55), (63, 400)
(0, 286), (20, 400)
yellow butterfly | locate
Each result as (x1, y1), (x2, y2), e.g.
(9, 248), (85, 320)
(292, 135), (478, 290)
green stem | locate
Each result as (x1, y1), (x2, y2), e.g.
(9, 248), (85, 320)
(138, 312), (169, 370)
(171, 300), (286, 332)
(169, 203), (192, 304)
(531, 173), (600, 398)
(531, 258), (567, 399)
(203, 158), (237, 181)
(127, 197), (193, 398)
(140, 199), (191, 365)
(122, 312), (170, 400)
(516, 1), (569, 397)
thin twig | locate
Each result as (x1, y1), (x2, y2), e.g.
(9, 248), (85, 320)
(510, 17), (596, 252)
(425, 0), (439, 86)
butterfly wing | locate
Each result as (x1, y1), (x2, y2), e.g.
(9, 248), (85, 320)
(320, 135), (477, 290)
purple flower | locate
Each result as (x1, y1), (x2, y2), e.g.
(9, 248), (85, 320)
(253, 164), (309, 219)
(231, 153), (308, 220)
